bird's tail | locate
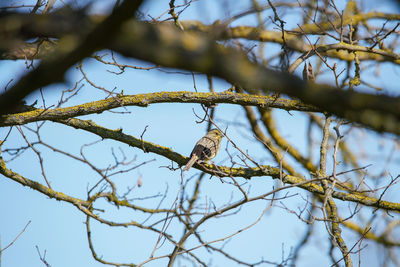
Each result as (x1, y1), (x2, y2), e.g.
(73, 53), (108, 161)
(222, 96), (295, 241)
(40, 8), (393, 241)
(183, 155), (198, 171)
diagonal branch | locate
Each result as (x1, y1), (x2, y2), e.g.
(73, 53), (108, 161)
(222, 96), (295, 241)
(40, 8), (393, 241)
(54, 117), (400, 212)
(1, 14), (400, 134)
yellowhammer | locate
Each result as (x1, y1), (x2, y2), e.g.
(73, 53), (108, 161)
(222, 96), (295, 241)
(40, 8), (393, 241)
(183, 129), (224, 171)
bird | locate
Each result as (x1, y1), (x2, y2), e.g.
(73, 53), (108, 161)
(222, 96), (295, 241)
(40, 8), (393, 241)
(183, 129), (224, 171)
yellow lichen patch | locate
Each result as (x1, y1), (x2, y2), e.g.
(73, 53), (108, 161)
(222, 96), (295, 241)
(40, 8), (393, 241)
(182, 32), (203, 51)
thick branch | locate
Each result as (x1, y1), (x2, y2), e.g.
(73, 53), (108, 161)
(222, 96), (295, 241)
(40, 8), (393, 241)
(0, 91), (318, 126)
(109, 20), (400, 135)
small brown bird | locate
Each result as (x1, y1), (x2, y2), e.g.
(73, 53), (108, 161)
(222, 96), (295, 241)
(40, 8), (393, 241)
(183, 129), (224, 171)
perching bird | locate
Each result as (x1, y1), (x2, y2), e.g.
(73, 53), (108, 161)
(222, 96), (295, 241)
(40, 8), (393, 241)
(183, 129), (224, 171)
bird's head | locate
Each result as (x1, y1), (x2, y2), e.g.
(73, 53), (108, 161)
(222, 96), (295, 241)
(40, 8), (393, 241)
(206, 129), (224, 140)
